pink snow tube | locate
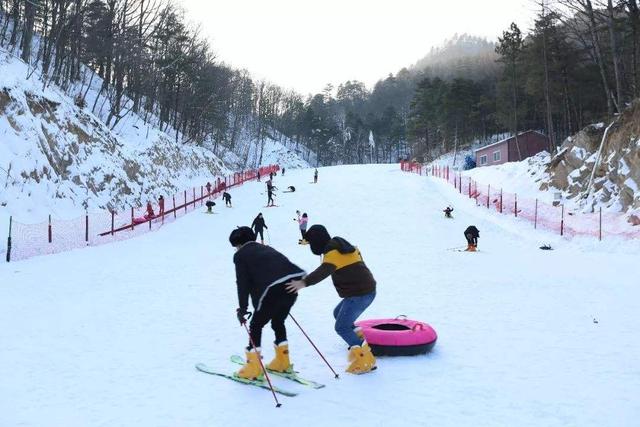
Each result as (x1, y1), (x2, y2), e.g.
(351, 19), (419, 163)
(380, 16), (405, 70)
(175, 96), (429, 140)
(355, 316), (437, 356)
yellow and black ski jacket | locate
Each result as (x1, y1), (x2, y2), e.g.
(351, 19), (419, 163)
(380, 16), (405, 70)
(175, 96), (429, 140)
(303, 237), (376, 298)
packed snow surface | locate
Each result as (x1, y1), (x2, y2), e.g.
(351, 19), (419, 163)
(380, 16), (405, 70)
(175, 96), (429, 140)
(1, 164), (638, 427)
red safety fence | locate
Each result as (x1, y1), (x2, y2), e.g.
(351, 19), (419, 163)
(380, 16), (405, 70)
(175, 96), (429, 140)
(400, 161), (640, 240)
(5, 165), (279, 262)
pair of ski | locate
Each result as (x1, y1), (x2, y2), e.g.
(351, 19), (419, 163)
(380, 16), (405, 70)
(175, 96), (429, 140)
(196, 355), (325, 397)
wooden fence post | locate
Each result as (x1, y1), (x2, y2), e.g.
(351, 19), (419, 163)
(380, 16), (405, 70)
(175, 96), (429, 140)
(560, 204), (564, 236)
(487, 185), (490, 209)
(172, 196), (176, 219)
(6, 216), (12, 262)
(131, 207), (134, 230)
(599, 207), (602, 241)
(534, 199), (538, 229)
(184, 191), (187, 213)
(514, 194), (518, 217)
(111, 210), (115, 235)
(48, 215), (52, 243)
(500, 189), (503, 213)
(85, 214), (89, 243)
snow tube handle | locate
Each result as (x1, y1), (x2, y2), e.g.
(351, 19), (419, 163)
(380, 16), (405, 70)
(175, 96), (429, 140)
(395, 315), (408, 321)
(412, 323), (425, 332)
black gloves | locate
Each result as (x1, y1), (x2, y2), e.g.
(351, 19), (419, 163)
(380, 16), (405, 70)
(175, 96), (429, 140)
(236, 308), (251, 325)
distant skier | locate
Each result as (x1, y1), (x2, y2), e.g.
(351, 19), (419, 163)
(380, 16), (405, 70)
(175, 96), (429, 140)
(206, 182), (212, 196)
(443, 206), (453, 218)
(205, 200), (216, 213)
(229, 226), (305, 380)
(257, 171), (261, 182)
(251, 213), (268, 244)
(266, 179), (277, 206)
(294, 211), (308, 244)
(313, 168), (318, 183)
(286, 224), (377, 374)
(158, 195), (165, 216)
(282, 167), (286, 176)
(223, 191), (232, 207)
(464, 225), (480, 252)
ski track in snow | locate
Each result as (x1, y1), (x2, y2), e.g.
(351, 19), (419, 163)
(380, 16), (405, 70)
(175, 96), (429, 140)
(1, 165), (638, 427)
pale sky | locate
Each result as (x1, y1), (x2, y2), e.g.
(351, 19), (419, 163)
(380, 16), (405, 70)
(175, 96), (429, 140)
(178, 0), (536, 95)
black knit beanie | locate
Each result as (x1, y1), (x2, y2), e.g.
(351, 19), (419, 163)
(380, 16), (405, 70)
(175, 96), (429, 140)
(229, 226), (256, 247)
(305, 224), (331, 255)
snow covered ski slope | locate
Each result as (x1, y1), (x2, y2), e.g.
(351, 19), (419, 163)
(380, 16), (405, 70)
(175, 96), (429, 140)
(1, 164), (638, 427)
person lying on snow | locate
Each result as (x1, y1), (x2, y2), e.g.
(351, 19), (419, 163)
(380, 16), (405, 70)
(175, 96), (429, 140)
(286, 224), (377, 374)
(464, 225), (479, 251)
(230, 227), (306, 380)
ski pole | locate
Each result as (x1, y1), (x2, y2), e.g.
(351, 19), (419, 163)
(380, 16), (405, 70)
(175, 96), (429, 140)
(288, 313), (339, 379)
(242, 320), (282, 407)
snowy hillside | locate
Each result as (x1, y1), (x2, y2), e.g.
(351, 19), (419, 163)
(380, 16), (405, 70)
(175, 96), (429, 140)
(0, 51), (229, 221)
(1, 164), (638, 427)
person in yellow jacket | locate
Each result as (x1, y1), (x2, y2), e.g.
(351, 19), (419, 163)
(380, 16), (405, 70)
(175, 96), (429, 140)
(286, 224), (377, 374)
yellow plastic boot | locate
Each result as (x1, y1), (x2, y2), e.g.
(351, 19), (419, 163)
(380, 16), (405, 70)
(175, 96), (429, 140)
(346, 345), (376, 374)
(235, 348), (263, 380)
(354, 326), (365, 340)
(361, 341), (377, 368)
(266, 342), (293, 373)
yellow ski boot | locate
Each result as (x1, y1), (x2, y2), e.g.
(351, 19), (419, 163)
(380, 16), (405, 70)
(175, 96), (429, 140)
(266, 342), (293, 373)
(235, 348), (263, 380)
(346, 344), (376, 374)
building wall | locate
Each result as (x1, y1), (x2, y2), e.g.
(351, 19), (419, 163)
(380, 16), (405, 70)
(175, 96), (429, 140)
(507, 132), (549, 161)
(476, 142), (508, 167)
(475, 131), (549, 167)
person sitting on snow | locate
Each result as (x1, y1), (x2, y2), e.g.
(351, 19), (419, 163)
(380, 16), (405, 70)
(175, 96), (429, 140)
(285, 185), (296, 192)
(230, 227), (306, 380)
(464, 225), (480, 251)
(144, 201), (155, 219)
(205, 200), (216, 213)
(443, 206), (454, 218)
(285, 224), (377, 374)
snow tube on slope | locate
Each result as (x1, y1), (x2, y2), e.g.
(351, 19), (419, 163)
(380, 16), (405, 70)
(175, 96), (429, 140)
(355, 316), (437, 356)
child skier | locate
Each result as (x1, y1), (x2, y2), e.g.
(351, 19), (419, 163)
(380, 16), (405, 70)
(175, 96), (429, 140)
(313, 168), (318, 183)
(285, 224), (377, 374)
(251, 213), (268, 244)
(443, 206), (454, 218)
(294, 211), (308, 244)
(229, 227), (306, 380)
(464, 225), (480, 251)
(223, 191), (232, 207)
(205, 200), (216, 213)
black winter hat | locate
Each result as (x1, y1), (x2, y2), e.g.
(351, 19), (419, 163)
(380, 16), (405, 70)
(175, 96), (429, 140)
(229, 226), (256, 247)
(305, 224), (331, 255)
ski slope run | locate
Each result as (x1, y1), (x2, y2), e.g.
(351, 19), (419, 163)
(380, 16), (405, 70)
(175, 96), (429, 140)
(1, 164), (638, 427)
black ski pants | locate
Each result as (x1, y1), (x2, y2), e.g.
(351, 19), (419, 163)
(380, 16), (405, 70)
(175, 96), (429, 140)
(248, 284), (297, 349)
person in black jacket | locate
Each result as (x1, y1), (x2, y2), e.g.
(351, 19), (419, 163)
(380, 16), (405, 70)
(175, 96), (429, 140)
(464, 225), (479, 251)
(229, 227), (306, 380)
(251, 213), (268, 244)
